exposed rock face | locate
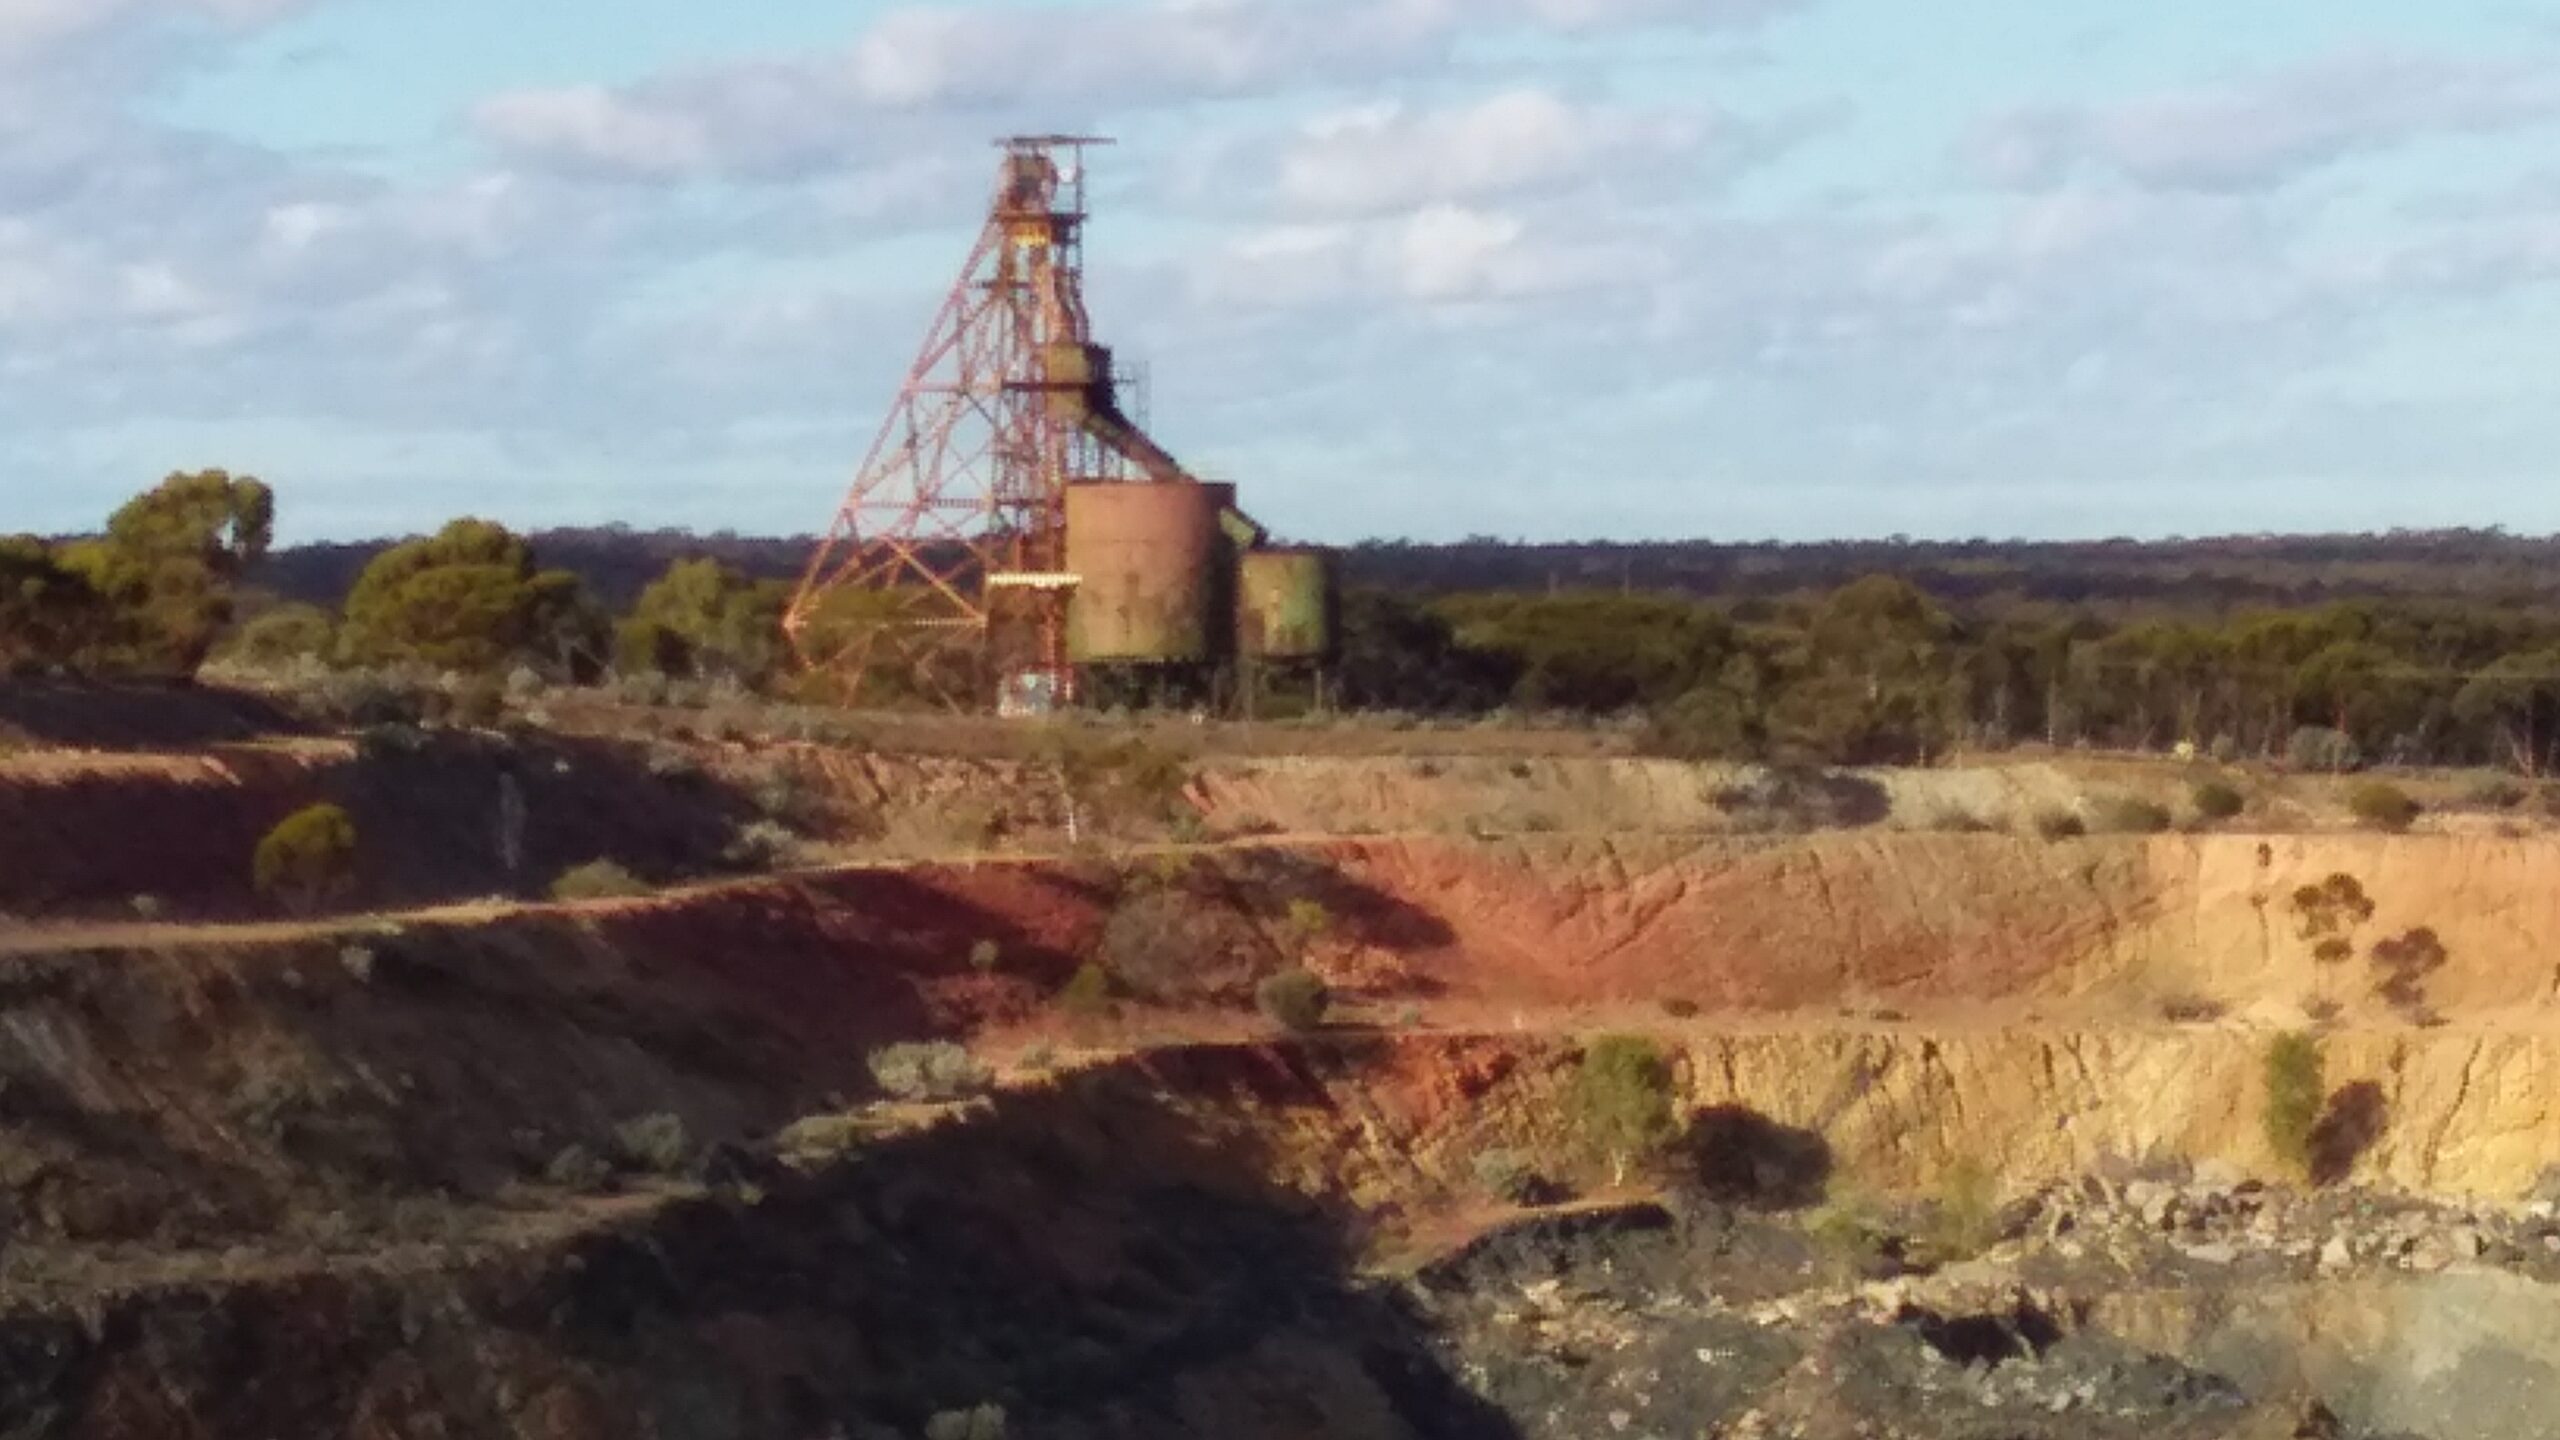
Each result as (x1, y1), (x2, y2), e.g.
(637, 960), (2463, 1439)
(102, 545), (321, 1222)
(4, 1026), (2559, 1437)
(1327, 831), (2560, 1021)
(4, 814), (2560, 1434)
(1671, 1029), (2560, 1200)
(1117, 1031), (2560, 1208)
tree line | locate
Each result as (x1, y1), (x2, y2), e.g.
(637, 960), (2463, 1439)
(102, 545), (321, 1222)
(253, 526), (2560, 617)
(1335, 582), (2560, 774)
(6, 474), (789, 689)
(17, 473), (2560, 775)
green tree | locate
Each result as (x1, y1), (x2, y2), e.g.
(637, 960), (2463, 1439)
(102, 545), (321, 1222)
(62, 470), (274, 674)
(1769, 576), (1961, 765)
(342, 519), (601, 675)
(1331, 587), (1518, 713)
(1573, 1035), (1677, 1184)
(1438, 592), (1737, 712)
(2294, 640), (2427, 759)
(0, 536), (108, 673)
(526, 567), (611, 680)
(617, 558), (789, 684)
(1644, 654), (1772, 761)
(2090, 621), (2227, 751)
(253, 803), (359, 914)
(2262, 1031), (2325, 1180)
(2453, 649), (2560, 776)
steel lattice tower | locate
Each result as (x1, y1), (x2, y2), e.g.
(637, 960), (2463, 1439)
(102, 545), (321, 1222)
(786, 136), (1134, 708)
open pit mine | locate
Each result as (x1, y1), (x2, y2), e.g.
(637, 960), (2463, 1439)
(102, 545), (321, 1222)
(3, 143), (2558, 1440)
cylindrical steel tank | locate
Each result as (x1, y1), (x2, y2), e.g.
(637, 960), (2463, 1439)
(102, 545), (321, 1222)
(1236, 548), (1334, 660)
(1066, 481), (1228, 663)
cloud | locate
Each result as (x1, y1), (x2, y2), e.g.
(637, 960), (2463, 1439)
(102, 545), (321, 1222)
(2333, 179), (2560, 299)
(0, 0), (310, 73)
(473, 0), (1809, 182)
(1963, 49), (2560, 192)
(1259, 88), (1777, 219)
(1193, 196), (1684, 310)
(474, 88), (726, 183)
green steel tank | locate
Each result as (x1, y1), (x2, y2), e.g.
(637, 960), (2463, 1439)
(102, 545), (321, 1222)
(1065, 481), (1229, 663)
(1236, 548), (1335, 660)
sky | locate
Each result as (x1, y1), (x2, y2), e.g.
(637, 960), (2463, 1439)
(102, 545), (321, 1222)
(5, 0), (2560, 546)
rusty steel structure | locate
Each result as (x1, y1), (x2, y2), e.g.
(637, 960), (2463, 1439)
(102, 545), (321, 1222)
(786, 135), (1198, 707)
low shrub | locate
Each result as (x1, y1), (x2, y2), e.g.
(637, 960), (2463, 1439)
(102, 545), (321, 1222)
(2157, 994), (2228, 1024)
(544, 1143), (612, 1191)
(1045, 730), (1191, 831)
(1282, 898), (1333, 950)
(1058, 962), (1115, 1020)
(2459, 773), (2528, 811)
(1256, 968), (1331, 1032)
(444, 674), (506, 729)
(1661, 997), (1701, 1020)
(301, 670), (429, 728)
(220, 603), (339, 668)
(2262, 1031), (2326, 1179)
(2288, 726), (2362, 774)
(772, 1112), (874, 1166)
(355, 720), (433, 760)
(1922, 1158), (2002, 1264)
(2090, 796), (2174, 835)
(2031, 807), (2086, 841)
(1097, 888), (1268, 1002)
(1709, 767), (1893, 833)
(550, 860), (651, 902)
(1474, 1149), (1544, 1206)
(722, 820), (801, 871)
(2190, 779), (2246, 822)
(867, 1042), (992, 1103)
(2347, 782), (2421, 833)
(924, 1406), (1008, 1440)
(968, 939), (1003, 974)
(1805, 1186), (1894, 1283)
(1925, 805), (1997, 834)
(253, 803), (359, 914)
(613, 1113), (691, 1174)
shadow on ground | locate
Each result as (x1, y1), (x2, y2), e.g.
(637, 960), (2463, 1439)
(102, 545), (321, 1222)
(0, 679), (309, 750)
(0, 1064), (1525, 1440)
